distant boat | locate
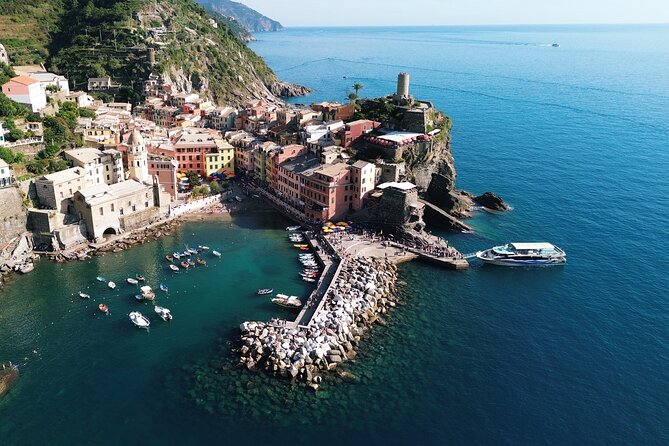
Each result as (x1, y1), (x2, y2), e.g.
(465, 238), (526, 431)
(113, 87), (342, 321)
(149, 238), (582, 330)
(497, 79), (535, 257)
(212, 250), (222, 257)
(552, 43), (560, 47)
(198, 245), (210, 250)
(134, 294), (143, 301)
(108, 281), (116, 289)
(96, 276), (106, 282)
(136, 275), (145, 282)
(169, 264), (180, 272)
(196, 258), (206, 266)
(173, 253), (181, 259)
(129, 311), (150, 329)
(98, 303), (109, 314)
(286, 225), (301, 231)
(257, 288), (273, 295)
(79, 292), (90, 299)
(180, 261), (189, 269)
(165, 255), (174, 262)
(154, 306), (173, 321)
(303, 277), (316, 283)
(160, 283), (168, 293)
(476, 242), (566, 266)
(127, 278), (139, 285)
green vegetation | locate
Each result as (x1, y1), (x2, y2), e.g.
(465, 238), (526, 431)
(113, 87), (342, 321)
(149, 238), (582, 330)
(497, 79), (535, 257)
(208, 180), (220, 194)
(186, 171), (201, 187)
(196, 0), (283, 33)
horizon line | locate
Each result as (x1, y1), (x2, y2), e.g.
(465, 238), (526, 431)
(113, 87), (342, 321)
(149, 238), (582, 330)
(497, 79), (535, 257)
(273, 22), (669, 29)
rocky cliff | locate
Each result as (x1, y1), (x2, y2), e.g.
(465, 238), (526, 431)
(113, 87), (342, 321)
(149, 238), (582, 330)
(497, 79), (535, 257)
(196, 0), (284, 33)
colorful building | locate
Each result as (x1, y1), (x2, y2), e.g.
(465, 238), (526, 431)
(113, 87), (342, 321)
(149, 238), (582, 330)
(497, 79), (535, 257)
(339, 119), (381, 147)
(301, 163), (352, 222)
(174, 129), (218, 176)
(148, 156), (179, 199)
(1, 76), (47, 112)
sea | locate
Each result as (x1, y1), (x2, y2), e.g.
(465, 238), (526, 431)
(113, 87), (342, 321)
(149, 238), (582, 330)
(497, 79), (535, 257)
(1, 25), (668, 445)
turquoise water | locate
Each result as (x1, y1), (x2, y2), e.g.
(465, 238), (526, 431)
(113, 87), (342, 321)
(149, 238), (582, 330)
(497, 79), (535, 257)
(2, 25), (669, 445)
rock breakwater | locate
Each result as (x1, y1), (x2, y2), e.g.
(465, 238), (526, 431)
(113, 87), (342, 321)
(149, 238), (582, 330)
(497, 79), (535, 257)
(238, 258), (398, 388)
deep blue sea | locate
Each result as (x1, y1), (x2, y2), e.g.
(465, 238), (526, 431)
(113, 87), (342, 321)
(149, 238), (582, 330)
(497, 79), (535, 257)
(1, 25), (668, 445)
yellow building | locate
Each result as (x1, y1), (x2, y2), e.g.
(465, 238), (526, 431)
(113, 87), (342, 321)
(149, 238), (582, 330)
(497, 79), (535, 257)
(205, 139), (235, 176)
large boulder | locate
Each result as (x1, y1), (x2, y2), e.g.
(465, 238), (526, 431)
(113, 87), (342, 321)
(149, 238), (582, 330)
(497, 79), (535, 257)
(474, 192), (509, 211)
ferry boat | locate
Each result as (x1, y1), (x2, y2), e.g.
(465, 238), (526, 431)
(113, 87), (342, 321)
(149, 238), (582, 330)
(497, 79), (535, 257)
(476, 242), (566, 266)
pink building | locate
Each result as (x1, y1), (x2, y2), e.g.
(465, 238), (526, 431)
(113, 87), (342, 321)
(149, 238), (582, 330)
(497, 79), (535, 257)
(301, 163), (354, 222)
(349, 160), (376, 210)
(339, 119), (381, 148)
(148, 156), (179, 199)
(267, 144), (308, 189)
(2, 76), (47, 112)
(275, 155), (320, 207)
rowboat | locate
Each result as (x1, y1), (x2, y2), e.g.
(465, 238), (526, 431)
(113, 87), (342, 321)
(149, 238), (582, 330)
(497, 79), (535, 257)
(198, 245), (210, 250)
(129, 312), (150, 329)
(160, 283), (168, 293)
(196, 258), (207, 266)
(127, 278), (139, 285)
(99, 303), (109, 314)
(79, 292), (90, 299)
(180, 261), (189, 269)
(165, 255), (174, 262)
(169, 264), (180, 272)
(108, 281), (116, 289)
(136, 275), (145, 282)
(173, 253), (181, 259)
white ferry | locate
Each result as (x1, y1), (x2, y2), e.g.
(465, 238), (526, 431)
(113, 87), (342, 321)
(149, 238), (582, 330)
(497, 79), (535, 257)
(476, 242), (566, 266)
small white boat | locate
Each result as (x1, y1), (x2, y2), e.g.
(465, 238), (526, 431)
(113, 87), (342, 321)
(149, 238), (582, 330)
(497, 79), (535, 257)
(303, 277), (316, 283)
(140, 285), (156, 301)
(127, 278), (139, 285)
(160, 283), (168, 293)
(129, 311), (150, 329)
(198, 245), (210, 250)
(235, 196), (243, 203)
(79, 292), (90, 299)
(173, 253), (181, 259)
(108, 281), (116, 289)
(154, 306), (173, 321)
(286, 225), (301, 231)
(257, 288), (273, 295)
(96, 276), (106, 282)
(212, 250), (221, 257)
(18, 263), (34, 274)
(476, 242), (566, 266)
(169, 264), (180, 271)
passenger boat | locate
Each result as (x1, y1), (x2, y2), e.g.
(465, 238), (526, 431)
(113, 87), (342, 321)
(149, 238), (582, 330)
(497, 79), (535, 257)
(160, 283), (168, 293)
(98, 303), (109, 314)
(165, 255), (174, 262)
(272, 295), (302, 308)
(286, 225), (301, 231)
(79, 292), (90, 299)
(196, 258), (206, 266)
(169, 264), (180, 272)
(180, 261), (189, 269)
(257, 288), (273, 295)
(96, 276), (106, 282)
(129, 311), (150, 329)
(476, 242), (566, 266)
(108, 281), (116, 289)
(127, 278), (139, 285)
(212, 250), (222, 257)
(140, 285), (156, 301)
(154, 306), (173, 321)
(136, 275), (145, 282)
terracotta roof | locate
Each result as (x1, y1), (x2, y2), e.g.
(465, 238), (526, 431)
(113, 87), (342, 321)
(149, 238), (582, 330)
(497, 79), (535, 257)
(8, 76), (39, 86)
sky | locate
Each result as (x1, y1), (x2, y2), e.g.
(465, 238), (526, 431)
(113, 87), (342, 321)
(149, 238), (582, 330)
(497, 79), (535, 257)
(240, 0), (669, 27)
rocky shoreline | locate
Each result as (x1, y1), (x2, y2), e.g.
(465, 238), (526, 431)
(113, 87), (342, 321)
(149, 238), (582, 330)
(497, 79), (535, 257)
(238, 258), (398, 389)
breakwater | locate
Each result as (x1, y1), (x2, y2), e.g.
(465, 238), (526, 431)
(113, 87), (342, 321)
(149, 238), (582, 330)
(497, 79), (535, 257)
(239, 257), (398, 387)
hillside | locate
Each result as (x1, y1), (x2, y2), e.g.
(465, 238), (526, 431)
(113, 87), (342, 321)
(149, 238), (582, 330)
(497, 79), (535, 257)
(196, 0), (283, 33)
(0, 0), (306, 105)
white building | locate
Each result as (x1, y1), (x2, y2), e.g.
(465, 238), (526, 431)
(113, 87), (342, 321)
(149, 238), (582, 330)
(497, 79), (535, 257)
(64, 91), (96, 108)
(27, 72), (70, 94)
(302, 120), (345, 148)
(0, 121), (6, 146)
(0, 43), (9, 65)
(1, 76), (47, 113)
(126, 129), (150, 183)
(64, 147), (125, 187)
(0, 158), (14, 188)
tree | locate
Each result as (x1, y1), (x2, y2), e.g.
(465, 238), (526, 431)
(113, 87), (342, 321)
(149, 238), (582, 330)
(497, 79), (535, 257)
(209, 181), (220, 194)
(353, 82), (363, 97)
(347, 92), (358, 104)
(186, 171), (201, 188)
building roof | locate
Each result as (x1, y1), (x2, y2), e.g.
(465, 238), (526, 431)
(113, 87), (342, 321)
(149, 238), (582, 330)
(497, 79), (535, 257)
(0, 159), (9, 168)
(351, 160), (373, 169)
(377, 181), (416, 191)
(65, 148), (108, 165)
(280, 155), (321, 175)
(127, 128), (144, 146)
(27, 72), (67, 82)
(314, 162), (349, 178)
(78, 179), (150, 206)
(377, 131), (423, 143)
(40, 167), (85, 183)
(7, 76), (39, 86)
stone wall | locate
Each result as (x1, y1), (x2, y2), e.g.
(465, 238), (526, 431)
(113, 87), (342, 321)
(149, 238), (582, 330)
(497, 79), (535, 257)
(0, 188), (27, 246)
(119, 207), (161, 233)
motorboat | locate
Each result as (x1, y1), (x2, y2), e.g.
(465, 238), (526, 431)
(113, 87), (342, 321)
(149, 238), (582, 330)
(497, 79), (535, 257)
(303, 277), (316, 283)
(476, 242), (566, 266)
(127, 278), (139, 285)
(79, 292), (90, 299)
(154, 306), (173, 321)
(136, 275), (145, 282)
(129, 311), (150, 329)
(99, 303), (109, 314)
(257, 288), (273, 295)
(169, 264), (180, 272)
(198, 245), (210, 250)
(212, 250), (222, 257)
(160, 283), (168, 293)
(293, 244), (308, 249)
(552, 42), (560, 47)
(286, 225), (301, 231)
(272, 295), (302, 308)
(140, 285), (156, 301)
(134, 294), (143, 301)
(96, 276), (106, 282)
(108, 281), (116, 289)
(173, 253), (181, 259)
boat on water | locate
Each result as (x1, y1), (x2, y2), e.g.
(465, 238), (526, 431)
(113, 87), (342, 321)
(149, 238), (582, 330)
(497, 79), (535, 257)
(160, 283), (168, 292)
(18, 263), (34, 274)
(136, 275), (145, 282)
(212, 250), (222, 257)
(286, 225), (301, 231)
(257, 288), (273, 295)
(196, 258), (206, 266)
(198, 245), (210, 250)
(134, 294), (143, 301)
(98, 303), (109, 314)
(552, 42), (560, 47)
(129, 311), (150, 329)
(173, 253), (181, 259)
(180, 261), (189, 269)
(96, 276), (106, 282)
(272, 295), (302, 308)
(108, 281), (116, 289)
(293, 244), (308, 249)
(165, 255), (174, 262)
(303, 277), (316, 283)
(140, 285), (156, 301)
(169, 264), (180, 272)
(79, 292), (90, 299)
(154, 306), (173, 321)
(127, 278), (139, 285)
(476, 242), (566, 266)
(235, 196), (243, 203)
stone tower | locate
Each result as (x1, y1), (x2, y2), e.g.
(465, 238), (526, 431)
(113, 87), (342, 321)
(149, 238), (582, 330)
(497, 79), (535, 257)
(127, 129), (149, 183)
(0, 43), (9, 66)
(396, 72), (410, 98)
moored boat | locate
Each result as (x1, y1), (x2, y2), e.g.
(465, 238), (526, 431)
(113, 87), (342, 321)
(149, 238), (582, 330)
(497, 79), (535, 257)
(302, 277), (316, 283)
(293, 244), (308, 249)
(136, 275), (145, 282)
(96, 276), (106, 282)
(127, 278), (139, 285)
(196, 258), (206, 266)
(98, 303), (109, 314)
(108, 281), (116, 289)
(173, 253), (181, 259)
(180, 261), (189, 269)
(198, 245), (210, 250)
(129, 311), (150, 329)
(257, 288), (273, 295)
(212, 250), (222, 257)
(169, 264), (180, 272)
(286, 225), (301, 231)
(160, 283), (168, 293)
(272, 295), (302, 308)
(79, 292), (90, 299)
(476, 242), (566, 266)
(140, 285), (156, 301)
(154, 306), (173, 321)
(165, 255), (174, 262)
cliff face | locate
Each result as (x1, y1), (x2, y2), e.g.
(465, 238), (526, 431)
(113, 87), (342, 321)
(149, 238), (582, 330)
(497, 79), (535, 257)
(196, 0), (283, 33)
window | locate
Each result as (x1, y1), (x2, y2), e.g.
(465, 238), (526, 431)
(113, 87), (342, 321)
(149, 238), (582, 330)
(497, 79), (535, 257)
(145, 202), (149, 208)
(132, 205), (136, 212)
(99, 207), (103, 215)
(107, 175), (110, 181)
(111, 204), (115, 212)
(120, 208), (124, 215)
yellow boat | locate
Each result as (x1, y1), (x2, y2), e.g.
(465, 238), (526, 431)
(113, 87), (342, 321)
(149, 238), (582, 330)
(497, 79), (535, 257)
(293, 244), (309, 248)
